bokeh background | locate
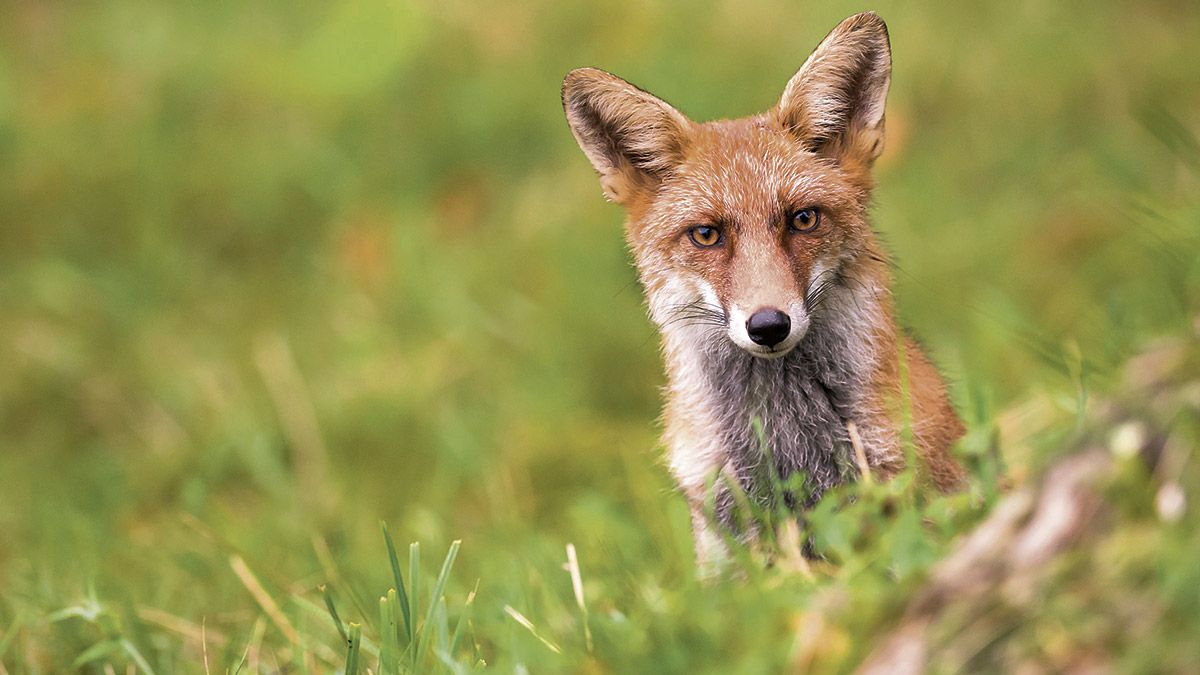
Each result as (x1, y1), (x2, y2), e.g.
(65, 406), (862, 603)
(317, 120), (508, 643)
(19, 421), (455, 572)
(1, 1), (1199, 672)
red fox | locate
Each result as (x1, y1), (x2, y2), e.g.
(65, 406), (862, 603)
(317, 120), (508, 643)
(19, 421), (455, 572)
(562, 12), (966, 566)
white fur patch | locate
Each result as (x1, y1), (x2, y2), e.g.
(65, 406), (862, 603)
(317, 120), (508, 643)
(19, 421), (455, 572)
(646, 274), (730, 492)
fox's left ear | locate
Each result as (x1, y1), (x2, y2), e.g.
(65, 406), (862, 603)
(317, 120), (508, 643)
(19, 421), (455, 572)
(774, 12), (891, 166)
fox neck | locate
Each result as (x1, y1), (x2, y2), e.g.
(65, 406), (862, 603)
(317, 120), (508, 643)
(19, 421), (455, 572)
(661, 273), (895, 514)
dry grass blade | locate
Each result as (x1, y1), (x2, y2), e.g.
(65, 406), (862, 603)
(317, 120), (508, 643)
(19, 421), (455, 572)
(504, 605), (562, 654)
(201, 618), (210, 675)
(847, 420), (873, 485)
(230, 555), (301, 646)
(565, 544), (593, 653)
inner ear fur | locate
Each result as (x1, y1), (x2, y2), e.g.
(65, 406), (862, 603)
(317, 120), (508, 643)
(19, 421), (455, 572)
(773, 12), (892, 165)
(562, 68), (692, 203)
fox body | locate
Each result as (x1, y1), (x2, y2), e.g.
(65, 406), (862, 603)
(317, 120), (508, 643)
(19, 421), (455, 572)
(562, 12), (965, 566)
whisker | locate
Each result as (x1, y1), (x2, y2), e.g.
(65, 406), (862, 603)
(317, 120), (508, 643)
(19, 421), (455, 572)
(663, 298), (729, 330)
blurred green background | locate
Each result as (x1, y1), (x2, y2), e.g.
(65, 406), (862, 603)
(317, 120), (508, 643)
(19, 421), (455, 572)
(1, 1), (1199, 672)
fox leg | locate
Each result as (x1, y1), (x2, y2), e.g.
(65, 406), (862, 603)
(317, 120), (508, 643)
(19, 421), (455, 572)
(684, 461), (755, 578)
(689, 498), (730, 579)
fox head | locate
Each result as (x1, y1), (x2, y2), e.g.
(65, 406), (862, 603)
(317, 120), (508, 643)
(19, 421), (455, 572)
(563, 12), (893, 359)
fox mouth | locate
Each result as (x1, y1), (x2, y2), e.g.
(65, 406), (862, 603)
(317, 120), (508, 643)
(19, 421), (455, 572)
(742, 342), (799, 359)
(734, 327), (806, 359)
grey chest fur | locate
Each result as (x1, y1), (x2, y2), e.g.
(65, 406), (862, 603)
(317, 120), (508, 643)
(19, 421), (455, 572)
(701, 323), (867, 520)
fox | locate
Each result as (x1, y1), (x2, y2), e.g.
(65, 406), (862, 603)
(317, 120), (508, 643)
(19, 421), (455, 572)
(561, 11), (966, 568)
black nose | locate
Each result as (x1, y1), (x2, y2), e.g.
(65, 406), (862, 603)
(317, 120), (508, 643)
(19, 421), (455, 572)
(746, 308), (791, 347)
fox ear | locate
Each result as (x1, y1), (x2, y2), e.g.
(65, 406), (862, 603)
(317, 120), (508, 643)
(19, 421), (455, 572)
(562, 68), (691, 204)
(774, 12), (891, 165)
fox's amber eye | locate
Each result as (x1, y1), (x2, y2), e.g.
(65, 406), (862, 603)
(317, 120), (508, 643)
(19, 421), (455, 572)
(688, 225), (722, 247)
(790, 208), (821, 233)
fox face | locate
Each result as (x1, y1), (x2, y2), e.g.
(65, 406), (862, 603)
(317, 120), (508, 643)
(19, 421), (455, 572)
(563, 12), (891, 360)
(622, 120), (881, 359)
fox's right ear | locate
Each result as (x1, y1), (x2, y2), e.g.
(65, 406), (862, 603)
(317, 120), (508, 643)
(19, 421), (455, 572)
(562, 68), (691, 204)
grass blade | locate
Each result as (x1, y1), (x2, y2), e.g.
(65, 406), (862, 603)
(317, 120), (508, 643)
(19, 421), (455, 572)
(422, 541), (461, 638)
(434, 648), (469, 675)
(345, 623), (363, 675)
(414, 540), (461, 669)
(0, 609), (27, 661)
(379, 594), (397, 674)
(408, 542), (420, 646)
(447, 579), (478, 660)
(434, 596), (450, 656)
(71, 639), (121, 669)
(230, 640), (249, 675)
(381, 522), (413, 640)
(320, 584), (349, 646)
(120, 637), (157, 675)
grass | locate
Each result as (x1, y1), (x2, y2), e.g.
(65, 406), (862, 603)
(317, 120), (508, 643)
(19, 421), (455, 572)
(1, 0), (1199, 672)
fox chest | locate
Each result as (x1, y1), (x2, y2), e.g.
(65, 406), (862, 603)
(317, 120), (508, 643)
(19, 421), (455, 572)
(686, 331), (873, 521)
(714, 357), (860, 508)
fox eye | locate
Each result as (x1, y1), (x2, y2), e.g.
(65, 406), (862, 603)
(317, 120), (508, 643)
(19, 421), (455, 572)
(688, 225), (722, 247)
(789, 208), (821, 233)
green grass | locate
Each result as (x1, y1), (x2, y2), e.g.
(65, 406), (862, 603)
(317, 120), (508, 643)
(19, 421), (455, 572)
(1, 0), (1199, 672)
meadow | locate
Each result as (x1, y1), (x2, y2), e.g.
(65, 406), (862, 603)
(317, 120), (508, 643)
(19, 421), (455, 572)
(1, 1), (1199, 672)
